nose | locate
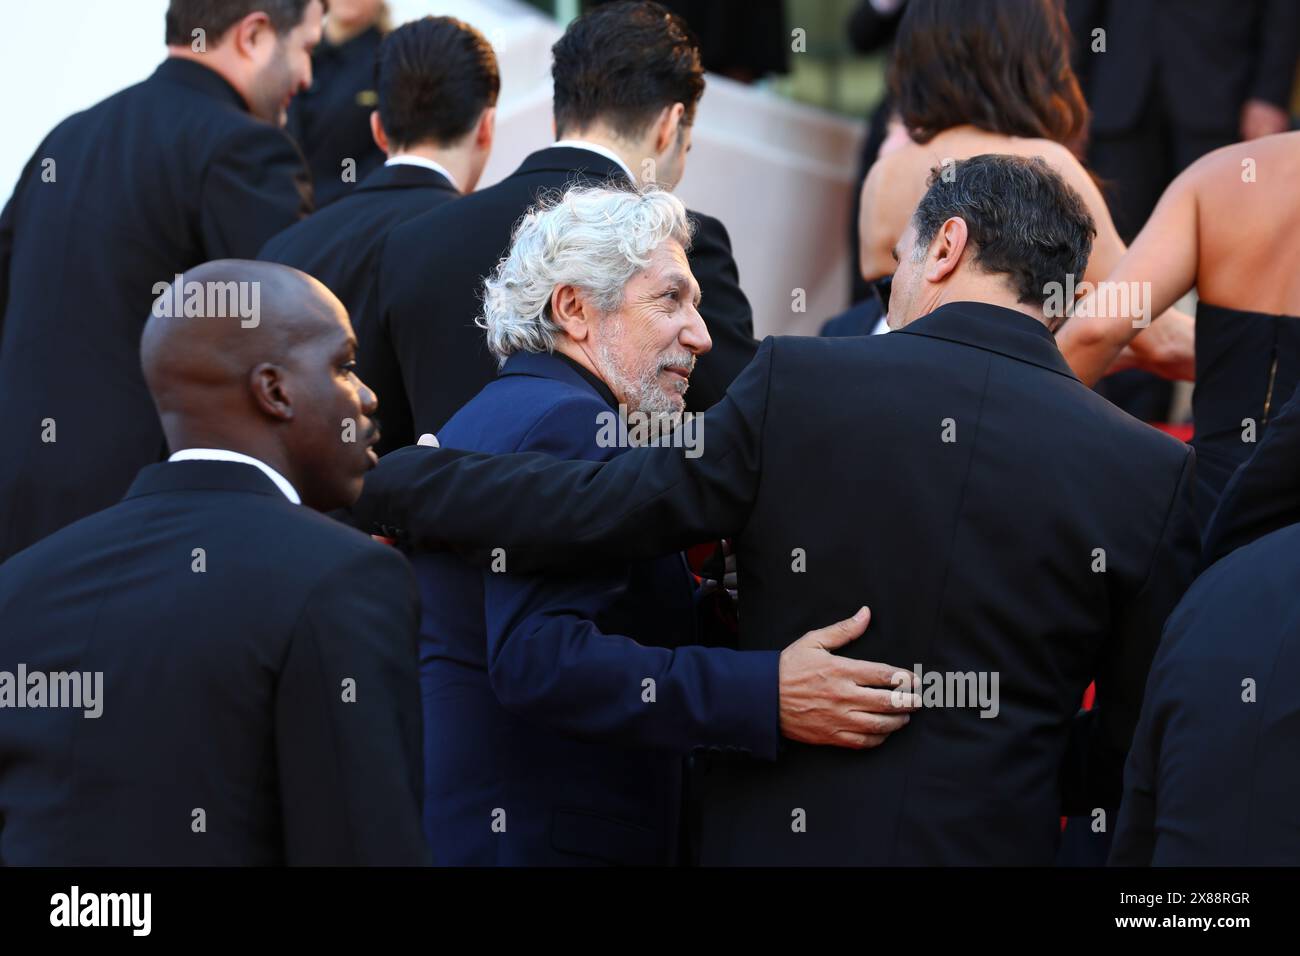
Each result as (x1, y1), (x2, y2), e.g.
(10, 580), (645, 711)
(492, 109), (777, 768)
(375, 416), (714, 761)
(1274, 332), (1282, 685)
(356, 374), (379, 417)
(681, 303), (711, 356)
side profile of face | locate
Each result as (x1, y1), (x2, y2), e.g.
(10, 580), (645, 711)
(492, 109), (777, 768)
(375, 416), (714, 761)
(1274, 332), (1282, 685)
(589, 239), (710, 416)
(246, 0), (323, 125)
(886, 221), (929, 330)
(886, 214), (978, 330)
(277, 302), (381, 511)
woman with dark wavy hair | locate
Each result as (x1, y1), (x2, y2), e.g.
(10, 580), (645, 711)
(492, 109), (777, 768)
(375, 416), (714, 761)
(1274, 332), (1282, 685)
(857, 0), (1192, 379)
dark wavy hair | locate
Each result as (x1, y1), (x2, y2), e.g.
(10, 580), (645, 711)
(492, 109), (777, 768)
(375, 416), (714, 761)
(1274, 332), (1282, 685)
(551, 1), (706, 140)
(912, 155), (1096, 321)
(889, 0), (1088, 146)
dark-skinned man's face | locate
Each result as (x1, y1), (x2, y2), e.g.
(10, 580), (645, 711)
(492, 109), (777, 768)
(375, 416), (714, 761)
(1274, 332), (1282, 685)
(281, 312), (380, 511)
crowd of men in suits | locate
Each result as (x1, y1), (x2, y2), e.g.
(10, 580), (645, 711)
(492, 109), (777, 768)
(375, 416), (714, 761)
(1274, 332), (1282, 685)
(0, 0), (1296, 866)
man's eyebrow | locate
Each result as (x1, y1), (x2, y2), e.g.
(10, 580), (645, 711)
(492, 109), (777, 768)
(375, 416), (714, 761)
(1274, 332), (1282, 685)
(667, 271), (703, 306)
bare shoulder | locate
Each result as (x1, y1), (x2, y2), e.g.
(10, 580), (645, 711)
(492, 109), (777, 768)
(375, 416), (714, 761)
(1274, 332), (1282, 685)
(1182, 134), (1300, 201)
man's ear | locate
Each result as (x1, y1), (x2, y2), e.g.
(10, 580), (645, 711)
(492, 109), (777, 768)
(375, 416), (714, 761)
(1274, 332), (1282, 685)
(477, 107), (497, 151)
(653, 103), (686, 155)
(230, 12), (274, 62)
(925, 217), (970, 283)
(369, 111), (389, 154)
(550, 284), (595, 343)
(250, 362), (294, 422)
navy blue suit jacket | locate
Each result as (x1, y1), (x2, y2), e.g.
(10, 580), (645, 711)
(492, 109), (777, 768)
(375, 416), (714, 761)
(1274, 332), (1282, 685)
(415, 351), (778, 865)
(1111, 521), (1300, 865)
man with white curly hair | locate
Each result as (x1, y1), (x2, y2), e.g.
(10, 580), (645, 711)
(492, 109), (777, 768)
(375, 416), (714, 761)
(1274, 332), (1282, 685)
(479, 185), (704, 423)
(409, 185), (919, 866)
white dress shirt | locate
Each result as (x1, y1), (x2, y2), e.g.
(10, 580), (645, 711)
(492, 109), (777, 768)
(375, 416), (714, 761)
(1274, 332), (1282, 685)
(552, 139), (636, 182)
(167, 448), (301, 504)
(385, 153), (461, 192)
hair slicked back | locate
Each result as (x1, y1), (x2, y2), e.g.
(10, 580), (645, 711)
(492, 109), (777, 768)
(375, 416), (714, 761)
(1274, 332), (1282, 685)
(551, 0), (705, 141)
(376, 15), (500, 149)
(911, 154), (1096, 314)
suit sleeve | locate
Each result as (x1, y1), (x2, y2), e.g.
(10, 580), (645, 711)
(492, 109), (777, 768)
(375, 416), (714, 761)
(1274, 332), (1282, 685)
(275, 543), (429, 865)
(355, 336), (778, 571)
(485, 565), (778, 759)
(478, 395), (780, 760)
(685, 211), (758, 413)
(1108, 660), (1167, 866)
(1203, 384), (1300, 568)
(1061, 447), (1198, 815)
(1249, 0), (1300, 108)
(200, 124), (312, 259)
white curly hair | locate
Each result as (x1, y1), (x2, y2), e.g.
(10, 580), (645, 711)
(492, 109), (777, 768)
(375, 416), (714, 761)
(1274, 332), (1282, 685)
(477, 184), (695, 365)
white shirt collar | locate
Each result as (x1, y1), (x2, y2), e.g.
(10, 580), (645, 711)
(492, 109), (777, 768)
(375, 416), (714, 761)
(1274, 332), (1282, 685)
(167, 449), (301, 504)
(385, 154), (460, 192)
(552, 139), (636, 183)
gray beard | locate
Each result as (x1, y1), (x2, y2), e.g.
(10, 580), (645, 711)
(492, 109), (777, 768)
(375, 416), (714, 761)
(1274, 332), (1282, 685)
(593, 330), (689, 442)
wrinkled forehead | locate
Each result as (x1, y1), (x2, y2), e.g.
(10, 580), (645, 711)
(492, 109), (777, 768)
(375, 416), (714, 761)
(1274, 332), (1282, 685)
(638, 239), (695, 285)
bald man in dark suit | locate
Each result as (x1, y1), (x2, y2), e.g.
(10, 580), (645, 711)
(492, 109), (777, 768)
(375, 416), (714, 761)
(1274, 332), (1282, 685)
(0, 261), (426, 865)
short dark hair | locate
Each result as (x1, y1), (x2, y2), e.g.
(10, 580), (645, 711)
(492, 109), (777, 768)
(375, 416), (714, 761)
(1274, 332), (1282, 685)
(910, 155), (1096, 319)
(551, 1), (705, 140)
(375, 16), (500, 150)
(165, 0), (321, 45)
(889, 0), (1088, 146)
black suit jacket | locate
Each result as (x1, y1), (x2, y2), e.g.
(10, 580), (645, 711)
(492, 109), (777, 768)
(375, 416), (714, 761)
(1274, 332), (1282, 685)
(0, 59), (311, 562)
(1110, 521), (1300, 865)
(374, 146), (756, 441)
(259, 163), (460, 454)
(1070, 0), (1300, 136)
(354, 302), (1200, 865)
(0, 459), (427, 865)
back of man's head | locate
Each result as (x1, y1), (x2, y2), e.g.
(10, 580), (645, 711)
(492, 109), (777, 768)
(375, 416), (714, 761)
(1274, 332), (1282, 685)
(551, 0), (704, 141)
(896, 155), (1095, 329)
(376, 15), (500, 152)
(165, 0), (317, 46)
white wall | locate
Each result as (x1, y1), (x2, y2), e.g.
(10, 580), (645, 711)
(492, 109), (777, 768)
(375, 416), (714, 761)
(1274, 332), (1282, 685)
(2, 0), (863, 333)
